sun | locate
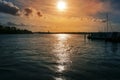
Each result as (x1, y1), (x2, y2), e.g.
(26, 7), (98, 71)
(57, 0), (67, 11)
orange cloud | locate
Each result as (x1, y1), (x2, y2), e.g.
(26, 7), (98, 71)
(24, 7), (42, 17)
(67, 0), (111, 16)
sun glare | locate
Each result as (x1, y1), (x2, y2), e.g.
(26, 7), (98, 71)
(57, 0), (67, 11)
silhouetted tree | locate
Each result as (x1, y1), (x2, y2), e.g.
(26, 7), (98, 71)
(0, 25), (32, 34)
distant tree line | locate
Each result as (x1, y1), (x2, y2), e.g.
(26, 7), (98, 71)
(0, 25), (32, 34)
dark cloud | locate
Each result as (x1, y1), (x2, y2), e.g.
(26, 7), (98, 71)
(24, 8), (33, 16)
(0, 0), (43, 17)
(7, 22), (26, 26)
(0, 0), (20, 15)
(24, 7), (42, 17)
(37, 12), (42, 17)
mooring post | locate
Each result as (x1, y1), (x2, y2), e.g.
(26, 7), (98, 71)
(84, 33), (87, 41)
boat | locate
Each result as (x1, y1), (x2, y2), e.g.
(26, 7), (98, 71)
(88, 32), (110, 40)
(87, 14), (120, 42)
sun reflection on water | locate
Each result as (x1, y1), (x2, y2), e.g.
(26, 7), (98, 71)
(53, 34), (72, 80)
(55, 77), (66, 80)
(58, 65), (65, 73)
(57, 34), (70, 41)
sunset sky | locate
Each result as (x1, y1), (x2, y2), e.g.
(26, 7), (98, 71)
(0, 0), (120, 32)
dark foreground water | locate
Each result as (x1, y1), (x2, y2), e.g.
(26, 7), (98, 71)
(0, 34), (120, 80)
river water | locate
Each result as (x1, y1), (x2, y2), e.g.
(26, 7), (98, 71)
(0, 34), (120, 80)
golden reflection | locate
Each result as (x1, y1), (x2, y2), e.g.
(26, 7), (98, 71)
(58, 65), (65, 72)
(55, 77), (65, 80)
(53, 34), (71, 74)
(57, 34), (69, 40)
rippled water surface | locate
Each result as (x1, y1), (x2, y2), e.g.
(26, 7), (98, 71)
(0, 34), (120, 80)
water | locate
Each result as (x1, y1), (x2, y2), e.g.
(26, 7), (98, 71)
(0, 34), (120, 80)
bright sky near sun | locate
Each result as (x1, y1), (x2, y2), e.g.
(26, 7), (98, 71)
(0, 0), (120, 32)
(57, 0), (67, 11)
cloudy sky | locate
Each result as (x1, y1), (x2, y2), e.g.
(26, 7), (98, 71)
(0, 0), (120, 32)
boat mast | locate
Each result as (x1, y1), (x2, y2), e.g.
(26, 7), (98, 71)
(106, 13), (109, 32)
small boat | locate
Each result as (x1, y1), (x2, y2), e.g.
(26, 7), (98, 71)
(88, 32), (120, 42)
(88, 32), (108, 40)
(87, 14), (120, 42)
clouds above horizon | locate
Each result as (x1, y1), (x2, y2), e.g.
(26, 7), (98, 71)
(0, 0), (120, 32)
(1, 0), (120, 17)
(0, 0), (19, 15)
(0, 0), (42, 17)
(24, 7), (42, 17)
